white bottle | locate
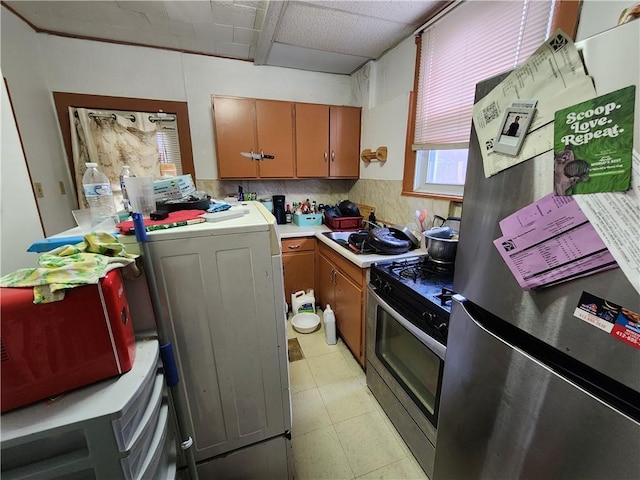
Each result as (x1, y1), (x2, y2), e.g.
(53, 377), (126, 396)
(82, 162), (116, 222)
(119, 165), (135, 211)
(324, 304), (337, 345)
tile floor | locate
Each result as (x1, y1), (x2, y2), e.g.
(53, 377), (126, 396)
(287, 310), (428, 480)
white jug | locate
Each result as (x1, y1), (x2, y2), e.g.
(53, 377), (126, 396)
(291, 289), (315, 315)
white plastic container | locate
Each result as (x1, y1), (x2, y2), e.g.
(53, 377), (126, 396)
(291, 289), (315, 315)
(119, 165), (134, 212)
(324, 305), (337, 345)
(82, 162), (117, 223)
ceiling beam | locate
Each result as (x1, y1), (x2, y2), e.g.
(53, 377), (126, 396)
(254, 0), (289, 66)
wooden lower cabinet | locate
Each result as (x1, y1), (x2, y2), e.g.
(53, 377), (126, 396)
(317, 242), (366, 367)
(282, 237), (316, 307)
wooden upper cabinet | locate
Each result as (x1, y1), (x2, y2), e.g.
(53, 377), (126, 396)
(213, 96), (294, 179)
(295, 103), (361, 179)
(295, 103), (330, 177)
(329, 106), (361, 178)
(255, 100), (294, 178)
(213, 95), (360, 180)
(213, 96), (258, 179)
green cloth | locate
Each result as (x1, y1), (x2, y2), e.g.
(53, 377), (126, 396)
(0, 232), (137, 303)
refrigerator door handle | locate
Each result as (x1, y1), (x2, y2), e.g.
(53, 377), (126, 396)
(452, 298), (640, 423)
(368, 285), (446, 360)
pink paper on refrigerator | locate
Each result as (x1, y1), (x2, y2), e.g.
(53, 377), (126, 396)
(493, 194), (618, 289)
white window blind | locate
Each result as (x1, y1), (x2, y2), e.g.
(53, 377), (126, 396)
(156, 120), (183, 176)
(413, 0), (554, 149)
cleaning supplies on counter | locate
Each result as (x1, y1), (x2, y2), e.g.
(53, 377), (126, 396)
(324, 305), (337, 345)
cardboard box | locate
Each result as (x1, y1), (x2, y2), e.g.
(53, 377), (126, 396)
(153, 174), (196, 201)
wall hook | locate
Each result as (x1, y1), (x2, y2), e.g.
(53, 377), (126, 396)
(361, 146), (387, 163)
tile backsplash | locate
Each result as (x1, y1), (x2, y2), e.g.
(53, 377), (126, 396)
(196, 178), (453, 229)
(197, 179), (355, 207)
(349, 179), (453, 228)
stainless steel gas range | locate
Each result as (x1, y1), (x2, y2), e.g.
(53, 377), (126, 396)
(366, 256), (454, 478)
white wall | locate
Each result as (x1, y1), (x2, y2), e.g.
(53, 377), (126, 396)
(576, 0), (637, 40)
(354, 37), (416, 181)
(1, 9), (78, 236)
(1, 77), (44, 273)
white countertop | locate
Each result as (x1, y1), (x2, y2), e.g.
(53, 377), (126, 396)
(277, 223), (427, 268)
(44, 205), (425, 268)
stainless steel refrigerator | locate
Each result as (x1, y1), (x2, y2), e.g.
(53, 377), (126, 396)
(434, 23), (640, 479)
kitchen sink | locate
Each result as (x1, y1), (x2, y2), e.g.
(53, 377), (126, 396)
(321, 231), (353, 250)
(322, 231), (353, 243)
(321, 231), (377, 255)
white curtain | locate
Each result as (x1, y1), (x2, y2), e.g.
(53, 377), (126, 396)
(69, 107), (161, 209)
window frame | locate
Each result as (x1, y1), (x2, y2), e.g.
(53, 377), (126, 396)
(53, 92), (196, 206)
(402, 0), (582, 201)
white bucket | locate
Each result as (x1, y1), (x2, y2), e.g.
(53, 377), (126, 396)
(291, 289), (315, 315)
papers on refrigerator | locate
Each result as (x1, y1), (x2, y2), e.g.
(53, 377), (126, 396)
(472, 30), (597, 178)
(494, 193), (617, 290)
(552, 85), (636, 195)
(573, 150), (640, 294)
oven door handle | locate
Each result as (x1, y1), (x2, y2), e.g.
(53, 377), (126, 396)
(368, 285), (446, 360)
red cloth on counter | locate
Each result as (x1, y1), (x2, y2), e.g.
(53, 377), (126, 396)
(116, 210), (205, 234)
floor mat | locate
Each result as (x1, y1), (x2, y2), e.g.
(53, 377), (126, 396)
(288, 338), (305, 362)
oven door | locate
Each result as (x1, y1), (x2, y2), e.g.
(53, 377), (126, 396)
(366, 285), (445, 444)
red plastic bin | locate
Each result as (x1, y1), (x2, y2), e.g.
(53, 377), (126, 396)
(324, 215), (363, 231)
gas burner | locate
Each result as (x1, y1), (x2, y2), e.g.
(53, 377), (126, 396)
(435, 288), (454, 306)
(386, 257), (453, 281)
(423, 256), (455, 273)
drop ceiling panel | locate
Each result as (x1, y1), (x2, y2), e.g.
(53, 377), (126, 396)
(275, 2), (414, 58)
(210, 2), (260, 29)
(217, 41), (251, 59)
(267, 42), (369, 74)
(234, 27), (259, 46)
(145, 17), (196, 38)
(193, 23), (234, 43)
(3, 0), (443, 74)
(116, 1), (170, 19)
(164, 1), (214, 24)
(107, 25), (182, 50)
(302, 0), (439, 24)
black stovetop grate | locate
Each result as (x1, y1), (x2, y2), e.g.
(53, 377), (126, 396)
(372, 256), (455, 313)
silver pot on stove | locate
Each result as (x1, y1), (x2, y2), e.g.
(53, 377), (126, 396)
(423, 216), (460, 264)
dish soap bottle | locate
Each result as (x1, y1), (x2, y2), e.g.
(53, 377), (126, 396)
(324, 305), (337, 345)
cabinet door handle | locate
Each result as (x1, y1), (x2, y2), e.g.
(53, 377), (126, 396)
(324, 152), (328, 162)
(331, 150), (335, 162)
(288, 244), (300, 249)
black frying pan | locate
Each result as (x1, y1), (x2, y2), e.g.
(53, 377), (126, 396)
(367, 227), (412, 255)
